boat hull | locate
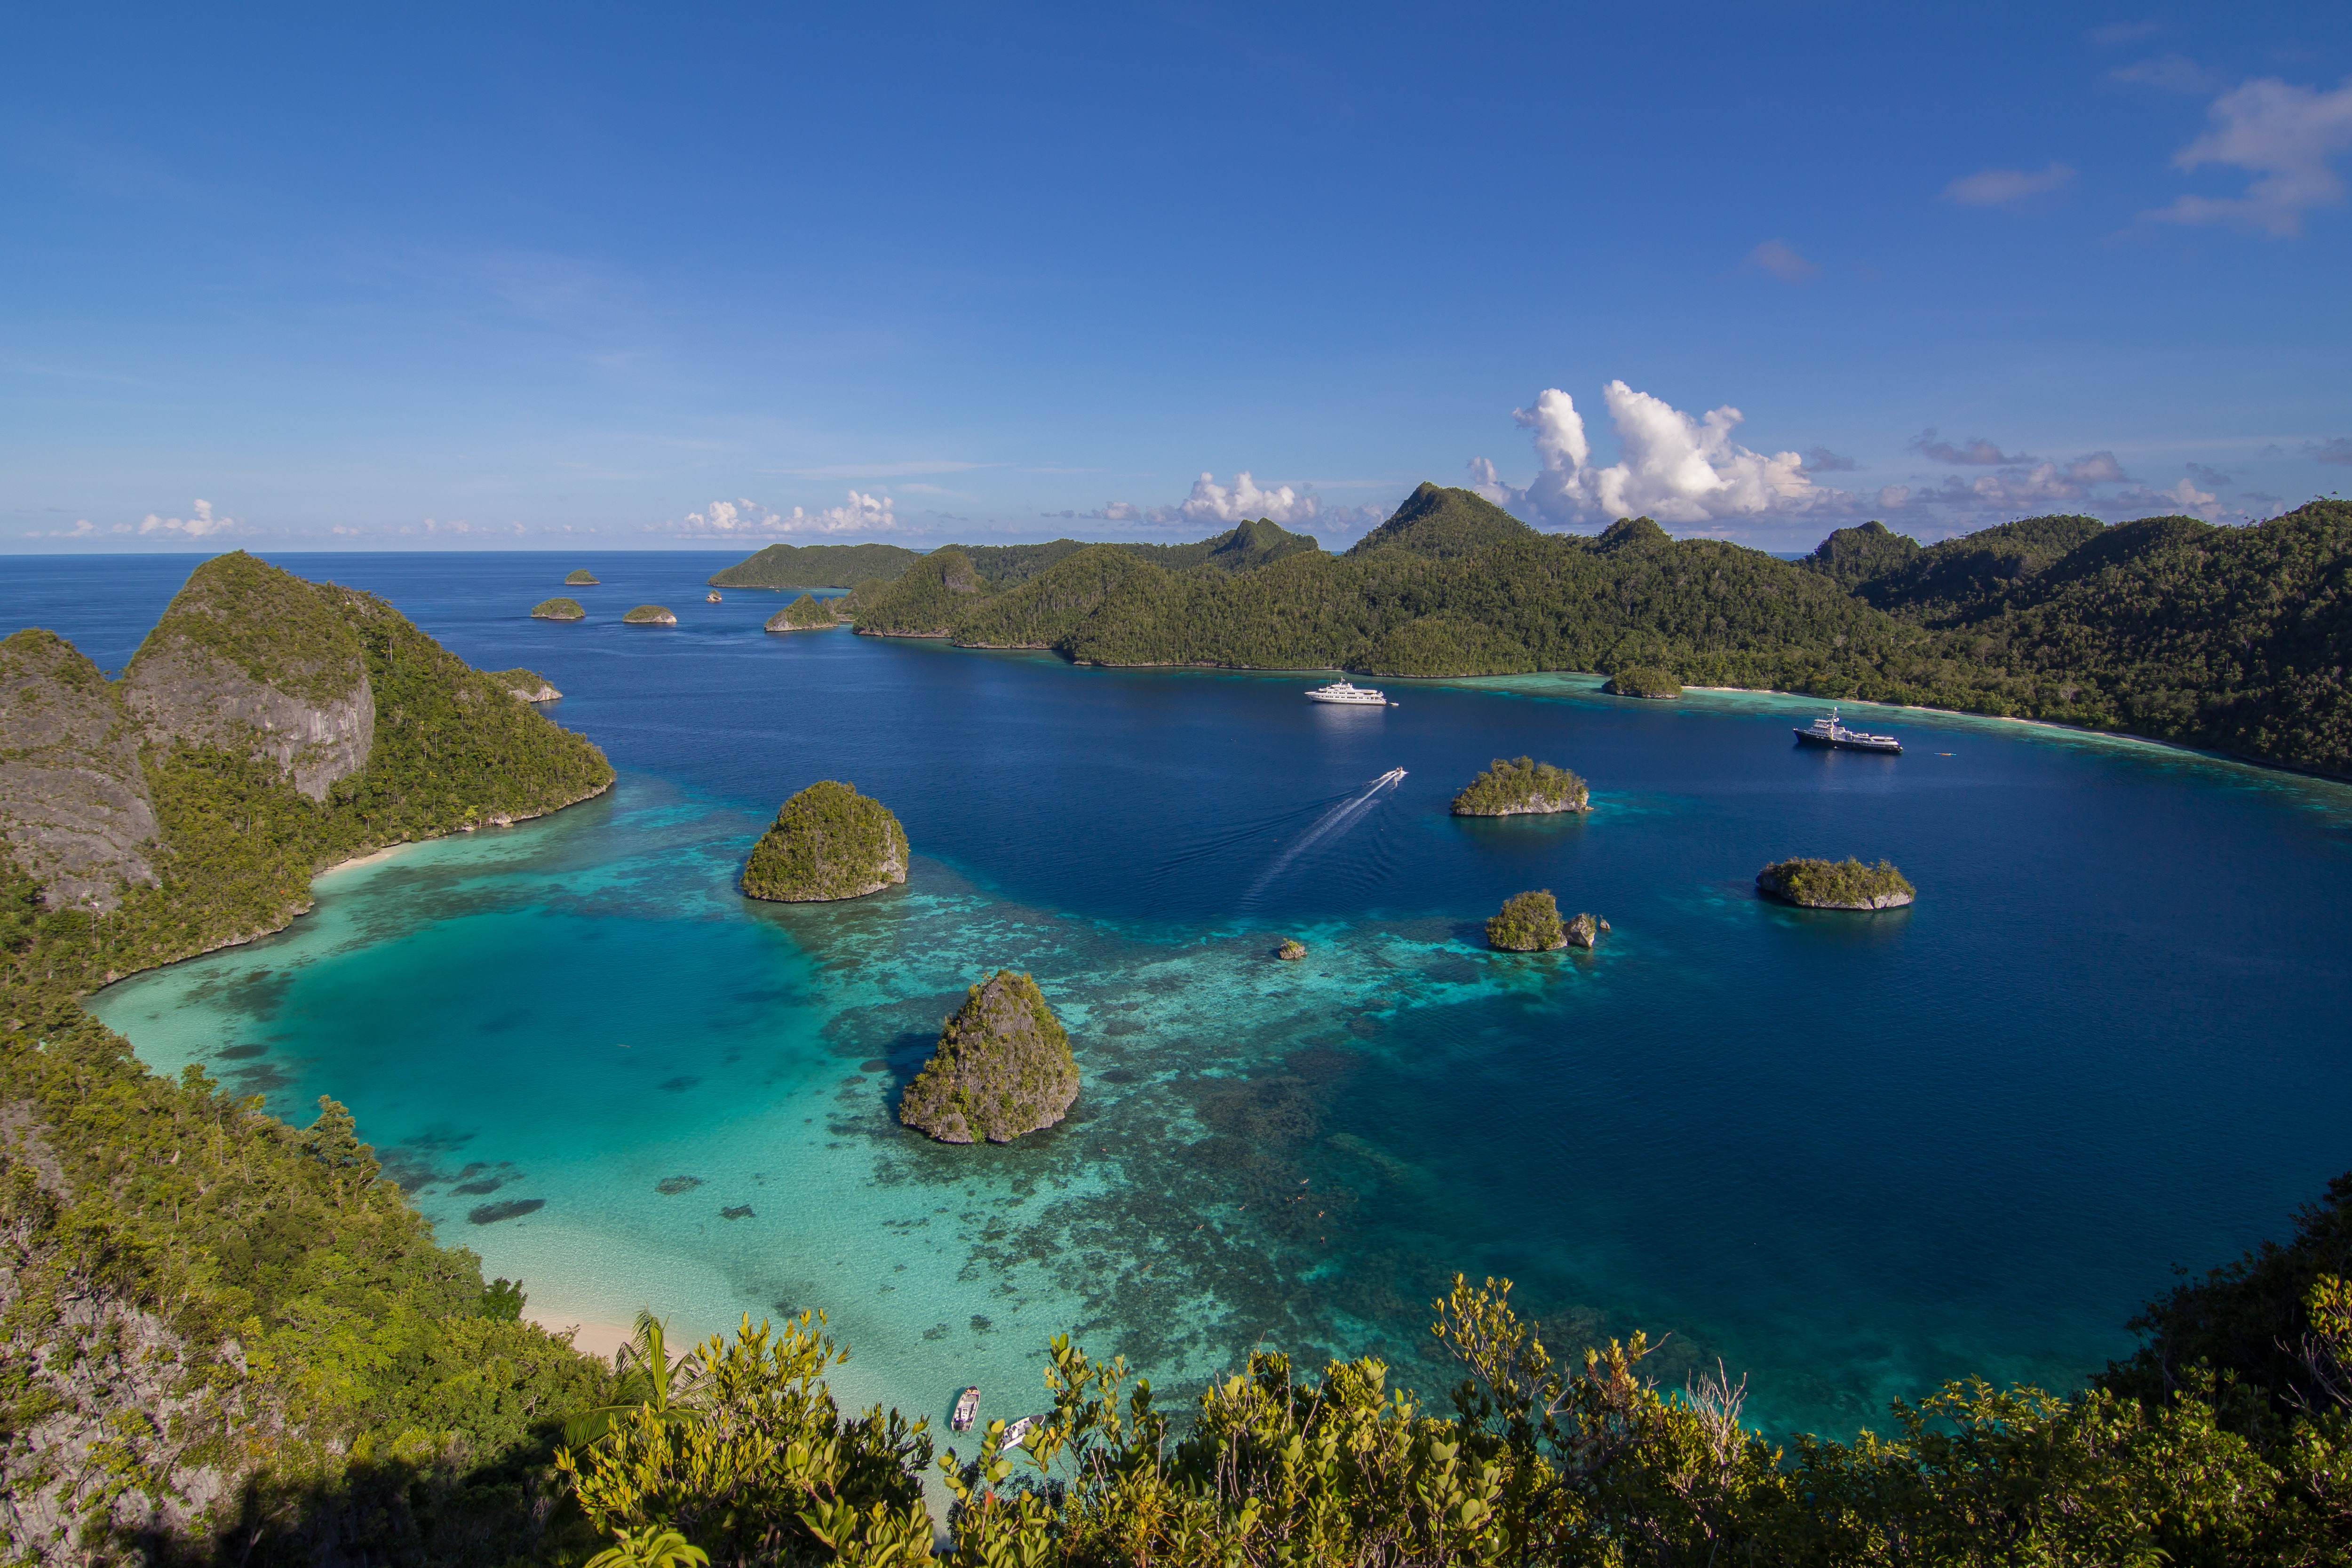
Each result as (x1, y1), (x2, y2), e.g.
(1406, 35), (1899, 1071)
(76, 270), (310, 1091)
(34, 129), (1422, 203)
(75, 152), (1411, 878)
(1794, 729), (1902, 754)
(1307, 694), (1386, 706)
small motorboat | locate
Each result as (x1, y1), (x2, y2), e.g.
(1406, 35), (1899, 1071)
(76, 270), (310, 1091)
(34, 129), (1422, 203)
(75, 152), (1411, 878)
(952, 1386), (980, 1432)
(998, 1414), (1042, 1451)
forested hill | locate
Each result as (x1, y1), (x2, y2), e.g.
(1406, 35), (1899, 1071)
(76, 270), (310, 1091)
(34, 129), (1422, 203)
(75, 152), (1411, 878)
(2, 552), (619, 1562)
(827, 486), (2352, 778)
(707, 540), (924, 589)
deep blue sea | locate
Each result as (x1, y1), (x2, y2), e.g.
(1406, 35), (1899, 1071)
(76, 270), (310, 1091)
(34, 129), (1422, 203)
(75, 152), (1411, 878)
(10, 551), (2352, 1441)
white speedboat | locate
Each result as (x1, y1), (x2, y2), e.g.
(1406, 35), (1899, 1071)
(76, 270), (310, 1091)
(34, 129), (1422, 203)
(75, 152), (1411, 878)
(1307, 681), (1389, 706)
(1794, 707), (1902, 754)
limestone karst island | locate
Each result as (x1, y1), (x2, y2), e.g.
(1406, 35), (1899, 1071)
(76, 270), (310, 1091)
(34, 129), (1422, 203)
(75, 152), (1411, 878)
(741, 781), (908, 901)
(897, 969), (1081, 1144)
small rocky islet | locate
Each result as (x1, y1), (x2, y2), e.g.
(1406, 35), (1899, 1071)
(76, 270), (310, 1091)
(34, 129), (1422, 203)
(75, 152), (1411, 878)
(741, 780), (908, 902)
(530, 597), (586, 621)
(1603, 665), (1681, 699)
(1486, 889), (1607, 951)
(564, 568), (599, 585)
(621, 604), (678, 625)
(1756, 857), (1915, 910)
(1452, 756), (1589, 816)
(898, 969), (1081, 1145)
(765, 592), (842, 633)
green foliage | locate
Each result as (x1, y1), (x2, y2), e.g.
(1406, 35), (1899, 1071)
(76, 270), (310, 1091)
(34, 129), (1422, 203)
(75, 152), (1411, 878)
(898, 970), (1079, 1145)
(953, 546), (1172, 649)
(741, 781), (908, 902)
(533, 597), (588, 620)
(557, 1312), (934, 1568)
(1486, 889), (1565, 951)
(1757, 857), (1915, 908)
(1852, 513), (2113, 618)
(1347, 481), (1541, 558)
(1799, 519), (1923, 592)
(1603, 664), (1681, 698)
(480, 1277), (527, 1320)
(764, 593), (839, 632)
(565, 1312), (703, 1451)
(621, 605), (676, 624)
(1452, 756), (1588, 815)
(848, 549), (993, 636)
(566, 569), (601, 585)
(707, 542), (925, 590)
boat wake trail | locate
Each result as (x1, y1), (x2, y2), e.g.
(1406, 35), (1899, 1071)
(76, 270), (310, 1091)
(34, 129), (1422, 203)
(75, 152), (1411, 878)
(1241, 768), (1406, 907)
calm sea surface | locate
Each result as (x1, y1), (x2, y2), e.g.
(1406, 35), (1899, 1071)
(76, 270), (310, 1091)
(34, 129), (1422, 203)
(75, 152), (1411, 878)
(11, 551), (2352, 1440)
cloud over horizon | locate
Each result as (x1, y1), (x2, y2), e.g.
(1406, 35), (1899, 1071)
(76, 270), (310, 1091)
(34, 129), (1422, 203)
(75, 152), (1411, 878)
(660, 493), (899, 538)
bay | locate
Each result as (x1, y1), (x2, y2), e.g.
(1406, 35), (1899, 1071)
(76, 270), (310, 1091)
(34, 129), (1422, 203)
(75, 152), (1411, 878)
(11, 551), (2350, 1441)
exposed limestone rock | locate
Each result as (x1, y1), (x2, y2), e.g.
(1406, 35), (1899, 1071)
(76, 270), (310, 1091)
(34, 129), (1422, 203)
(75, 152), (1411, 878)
(495, 668), (563, 701)
(0, 631), (160, 911)
(1275, 938), (1307, 960)
(1565, 912), (1600, 949)
(122, 554), (373, 803)
(898, 970), (1080, 1145)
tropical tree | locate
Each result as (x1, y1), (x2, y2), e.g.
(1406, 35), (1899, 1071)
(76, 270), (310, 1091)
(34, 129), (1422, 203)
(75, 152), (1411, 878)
(565, 1309), (706, 1449)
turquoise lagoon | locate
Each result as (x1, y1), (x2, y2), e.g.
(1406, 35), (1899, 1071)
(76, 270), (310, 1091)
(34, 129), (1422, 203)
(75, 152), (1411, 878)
(13, 551), (2349, 1443)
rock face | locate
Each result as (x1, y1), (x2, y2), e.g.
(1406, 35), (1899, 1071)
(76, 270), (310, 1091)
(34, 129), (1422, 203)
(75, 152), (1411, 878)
(532, 597), (586, 621)
(564, 569), (599, 585)
(0, 630), (161, 911)
(1756, 857), (1915, 910)
(494, 669), (562, 702)
(621, 605), (678, 625)
(1486, 889), (1567, 951)
(765, 593), (840, 633)
(1452, 756), (1589, 816)
(1275, 938), (1307, 961)
(898, 970), (1081, 1145)
(741, 781), (908, 901)
(122, 554), (374, 803)
(1604, 666), (1681, 699)
(1564, 912), (1600, 948)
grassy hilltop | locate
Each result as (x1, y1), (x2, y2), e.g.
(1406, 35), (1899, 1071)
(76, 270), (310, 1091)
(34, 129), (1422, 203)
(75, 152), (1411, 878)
(736, 486), (2352, 778)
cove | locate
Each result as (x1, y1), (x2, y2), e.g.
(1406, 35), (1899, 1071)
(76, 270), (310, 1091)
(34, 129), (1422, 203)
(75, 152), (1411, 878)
(39, 550), (2352, 1442)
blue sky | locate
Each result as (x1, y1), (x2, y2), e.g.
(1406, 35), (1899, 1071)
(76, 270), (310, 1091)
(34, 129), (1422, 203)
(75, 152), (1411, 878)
(5, 2), (2349, 555)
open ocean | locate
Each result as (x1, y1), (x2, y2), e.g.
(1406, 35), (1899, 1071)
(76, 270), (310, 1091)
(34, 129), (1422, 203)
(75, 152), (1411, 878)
(11, 550), (2351, 1442)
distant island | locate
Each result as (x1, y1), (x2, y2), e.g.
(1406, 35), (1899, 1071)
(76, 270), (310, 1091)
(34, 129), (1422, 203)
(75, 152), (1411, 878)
(898, 969), (1080, 1144)
(620, 604), (677, 625)
(1756, 857), (1915, 910)
(531, 597), (585, 621)
(765, 593), (841, 633)
(709, 541), (926, 589)
(1486, 889), (1567, 951)
(1604, 666), (1680, 699)
(741, 780), (907, 901)
(706, 490), (2352, 779)
(1453, 756), (1589, 816)
(494, 668), (562, 701)
(564, 568), (599, 585)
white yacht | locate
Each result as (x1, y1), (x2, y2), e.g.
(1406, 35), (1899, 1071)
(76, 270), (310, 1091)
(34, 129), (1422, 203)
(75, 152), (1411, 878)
(1306, 681), (1390, 707)
(1794, 707), (1903, 754)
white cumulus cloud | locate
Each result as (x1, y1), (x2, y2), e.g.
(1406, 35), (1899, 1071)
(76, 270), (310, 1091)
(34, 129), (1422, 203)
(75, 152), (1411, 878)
(660, 493), (899, 538)
(1474, 382), (1832, 528)
(138, 499), (240, 538)
(2145, 74), (2352, 235)
(1941, 162), (2076, 207)
(1178, 471), (1319, 525)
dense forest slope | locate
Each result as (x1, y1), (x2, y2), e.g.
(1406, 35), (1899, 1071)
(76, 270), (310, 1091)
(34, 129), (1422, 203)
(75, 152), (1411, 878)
(2, 553), (617, 1564)
(789, 486), (2352, 776)
(707, 541), (923, 589)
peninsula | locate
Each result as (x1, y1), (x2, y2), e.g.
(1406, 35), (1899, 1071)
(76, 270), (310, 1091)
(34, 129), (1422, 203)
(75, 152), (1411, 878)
(765, 593), (841, 632)
(712, 491), (2352, 780)
(1452, 756), (1589, 816)
(741, 780), (907, 901)
(1756, 857), (1915, 910)
(898, 969), (1081, 1144)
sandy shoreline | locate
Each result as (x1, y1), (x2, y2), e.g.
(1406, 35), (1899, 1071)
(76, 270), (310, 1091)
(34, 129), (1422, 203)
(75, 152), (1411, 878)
(525, 1309), (634, 1361)
(317, 840), (423, 877)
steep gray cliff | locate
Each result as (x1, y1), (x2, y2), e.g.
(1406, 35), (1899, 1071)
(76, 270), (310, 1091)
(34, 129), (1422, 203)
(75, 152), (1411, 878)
(121, 554), (374, 801)
(0, 630), (160, 911)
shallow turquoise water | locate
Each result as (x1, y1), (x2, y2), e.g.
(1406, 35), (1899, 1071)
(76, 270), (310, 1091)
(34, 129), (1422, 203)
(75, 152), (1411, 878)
(16, 552), (2349, 1441)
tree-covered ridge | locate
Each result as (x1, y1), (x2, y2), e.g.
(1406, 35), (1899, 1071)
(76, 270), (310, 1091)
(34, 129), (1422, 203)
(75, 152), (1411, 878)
(951, 545), (1172, 649)
(707, 541), (925, 589)
(1798, 519), (1922, 593)
(128, 550), (369, 707)
(1452, 756), (1589, 816)
(845, 548), (993, 636)
(741, 780), (907, 902)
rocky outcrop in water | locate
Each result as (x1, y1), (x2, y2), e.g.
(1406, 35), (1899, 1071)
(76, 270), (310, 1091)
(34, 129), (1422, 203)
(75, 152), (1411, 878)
(1275, 938), (1307, 961)
(742, 781), (907, 901)
(121, 554), (374, 803)
(1565, 912), (1610, 949)
(1452, 756), (1589, 816)
(898, 970), (1081, 1144)
(1486, 889), (1567, 951)
(564, 569), (599, 585)
(0, 631), (160, 912)
(532, 598), (586, 621)
(495, 669), (563, 702)
(621, 605), (678, 625)
(1756, 857), (1915, 909)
